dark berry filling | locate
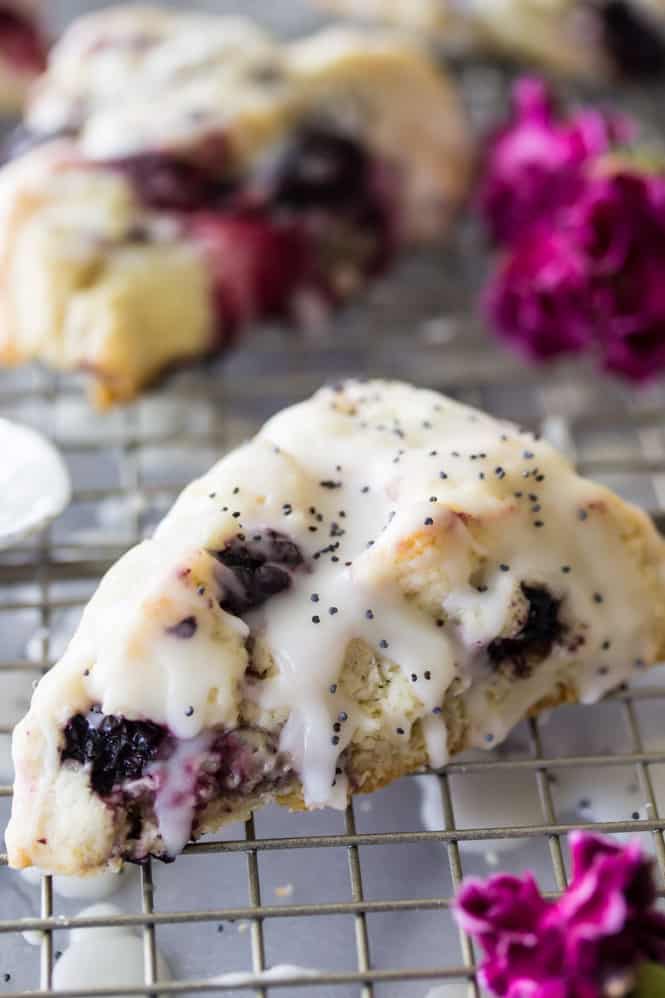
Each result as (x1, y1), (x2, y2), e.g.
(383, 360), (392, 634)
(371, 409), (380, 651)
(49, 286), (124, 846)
(214, 529), (304, 616)
(61, 709), (293, 862)
(104, 124), (395, 336)
(599, 0), (665, 76)
(62, 711), (169, 796)
(105, 153), (224, 212)
(258, 126), (375, 213)
(487, 584), (563, 677)
(0, 7), (47, 73)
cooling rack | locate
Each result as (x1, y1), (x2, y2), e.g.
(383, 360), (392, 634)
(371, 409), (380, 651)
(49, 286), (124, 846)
(2, 22), (665, 997)
(2, 259), (665, 998)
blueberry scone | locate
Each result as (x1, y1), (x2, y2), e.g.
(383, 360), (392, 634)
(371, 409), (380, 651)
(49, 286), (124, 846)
(318, 0), (665, 79)
(7, 380), (665, 875)
(0, 8), (470, 408)
(0, 0), (46, 113)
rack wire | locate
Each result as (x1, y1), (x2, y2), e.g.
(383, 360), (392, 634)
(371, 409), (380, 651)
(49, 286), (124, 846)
(2, 44), (665, 998)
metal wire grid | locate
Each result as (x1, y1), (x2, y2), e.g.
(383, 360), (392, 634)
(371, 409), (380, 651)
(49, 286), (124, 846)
(1, 31), (665, 993)
(2, 314), (665, 997)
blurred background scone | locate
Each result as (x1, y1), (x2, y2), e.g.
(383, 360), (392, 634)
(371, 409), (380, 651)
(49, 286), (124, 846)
(0, 6), (471, 407)
(317, 0), (665, 79)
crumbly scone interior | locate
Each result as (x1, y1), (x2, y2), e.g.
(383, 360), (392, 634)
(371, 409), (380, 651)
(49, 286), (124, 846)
(7, 381), (665, 875)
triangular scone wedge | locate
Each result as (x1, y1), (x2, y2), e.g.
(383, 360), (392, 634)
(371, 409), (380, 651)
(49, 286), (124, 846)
(7, 380), (665, 875)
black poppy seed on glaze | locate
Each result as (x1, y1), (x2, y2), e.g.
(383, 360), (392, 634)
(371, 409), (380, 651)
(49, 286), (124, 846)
(578, 509), (588, 521)
(312, 615), (320, 624)
(366, 609), (374, 619)
(329, 684), (337, 694)
(339, 712), (348, 722)
(424, 517), (434, 526)
(479, 472), (485, 480)
(602, 640), (611, 650)
(361, 485), (370, 493)
(311, 593), (319, 602)
(424, 671), (431, 680)
(533, 521), (544, 528)
(333, 722), (341, 732)
(329, 606), (338, 615)
(410, 673), (417, 682)
(396, 727), (405, 735)
(598, 666), (609, 676)
(185, 706), (194, 717)
(83, 669), (90, 677)
(429, 450), (438, 457)
(320, 480), (342, 489)
(331, 735), (340, 745)
(432, 706), (442, 715)
(499, 564), (510, 572)
(209, 492), (216, 499)
(561, 565), (571, 573)
(593, 593), (604, 604)
(436, 618), (444, 627)
(379, 639), (389, 649)
(440, 471), (448, 480)
(514, 492), (523, 498)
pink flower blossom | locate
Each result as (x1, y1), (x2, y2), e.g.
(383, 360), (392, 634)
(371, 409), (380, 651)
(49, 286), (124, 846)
(479, 78), (631, 245)
(485, 170), (665, 382)
(453, 831), (665, 998)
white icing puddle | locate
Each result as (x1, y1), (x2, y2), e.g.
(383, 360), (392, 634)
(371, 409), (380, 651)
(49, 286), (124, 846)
(0, 419), (70, 548)
(211, 964), (321, 986)
(423, 984), (470, 998)
(21, 865), (133, 901)
(52, 903), (171, 997)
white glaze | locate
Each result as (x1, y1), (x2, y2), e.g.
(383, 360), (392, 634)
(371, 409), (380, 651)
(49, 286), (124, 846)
(148, 731), (214, 857)
(211, 964), (321, 986)
(52, 902), (171, 997)
(21, 864), (132, 900)
(8, 381), (665, 871)
(0, 419), (70, 549)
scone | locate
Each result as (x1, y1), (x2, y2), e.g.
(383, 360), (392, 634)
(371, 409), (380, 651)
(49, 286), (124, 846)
(0, 0), (46, 113)
(7, 380), (665, 876)
(318, 0), (665, 80)
(0, 8), (470, 408)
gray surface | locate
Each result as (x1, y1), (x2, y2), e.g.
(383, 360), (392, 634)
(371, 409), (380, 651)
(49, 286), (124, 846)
(1, 3), (665, 997)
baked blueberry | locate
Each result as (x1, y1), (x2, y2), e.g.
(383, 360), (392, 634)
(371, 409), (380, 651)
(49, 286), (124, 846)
(214, 529), (304, 615)
(62, 711), (169, 796)
(487, 584), (563, 677)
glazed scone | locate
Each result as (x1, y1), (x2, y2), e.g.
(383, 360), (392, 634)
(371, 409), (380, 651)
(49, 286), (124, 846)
(0, 8), (471, 407)
(318, 0), (665, 79)
(7, 380), (665, 875)
(0, 1), (46, 114)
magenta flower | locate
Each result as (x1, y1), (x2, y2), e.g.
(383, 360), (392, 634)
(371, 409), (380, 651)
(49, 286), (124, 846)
(479, 77), (631, 245)
(486, 170), (665, 382)
(453, 831), (665, 998)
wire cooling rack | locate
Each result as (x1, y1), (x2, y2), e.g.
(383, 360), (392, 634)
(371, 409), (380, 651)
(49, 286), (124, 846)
(3, 19), (665, 996)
